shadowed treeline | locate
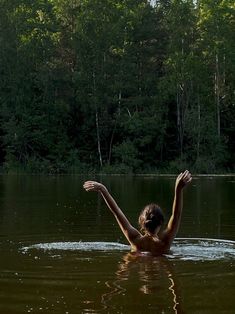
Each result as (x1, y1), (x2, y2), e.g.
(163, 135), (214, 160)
(0, 0), (234, 174)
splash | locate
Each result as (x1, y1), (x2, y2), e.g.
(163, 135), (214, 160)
(21, 241), (130, 253)
(21, 238), (235, 261)
(169, 238), (235, 261)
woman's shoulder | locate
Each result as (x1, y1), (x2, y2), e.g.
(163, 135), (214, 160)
(132, 234), (168, 255)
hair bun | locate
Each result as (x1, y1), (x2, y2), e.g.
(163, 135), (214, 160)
(138, 203), (164, 235)
(145, 219), (154, 228)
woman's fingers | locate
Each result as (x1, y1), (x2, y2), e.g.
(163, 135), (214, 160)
(177, 170), (188, 182)
(83, 181), (95, 186)
(176, 170), (192, 188)
(83, 181), (102, 192)
(182, 170), (189, 178)
(84, 181), (96, 186)
(182, 171), (192, 185)
(177, 172), (183, 181)
(83, 181), (96, 191)
(185, 177), (192, 184)
(182, 170), (190, 178)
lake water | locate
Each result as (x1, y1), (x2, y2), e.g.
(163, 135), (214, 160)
(0, 174), (235, 313)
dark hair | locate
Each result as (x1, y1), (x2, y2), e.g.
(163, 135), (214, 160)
(138, 203), (164, 235)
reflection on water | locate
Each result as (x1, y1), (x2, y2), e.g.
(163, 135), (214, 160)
(0, 240), (234, 314)
(0, 174), (235, 313)
(102, 253), (183, 314)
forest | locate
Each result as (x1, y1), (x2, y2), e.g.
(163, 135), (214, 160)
(0, 0), (234, 174)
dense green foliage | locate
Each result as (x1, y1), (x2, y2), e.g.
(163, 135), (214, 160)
(0, 0), (234, 174)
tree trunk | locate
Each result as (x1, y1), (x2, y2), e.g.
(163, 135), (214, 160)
(177, 84), (183, 159)
(93, 71), (103, 167)
(108, 91), (121, 165)
(95, 111), (103, 167)
(215, 53), (220, 138)
(197, 90), (201, 160)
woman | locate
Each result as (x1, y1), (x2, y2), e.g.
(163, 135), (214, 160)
(83, 170), (192, 256)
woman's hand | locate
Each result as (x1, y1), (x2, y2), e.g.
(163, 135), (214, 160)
(83, 181), (106, 193)
(175, 170), (192, 191)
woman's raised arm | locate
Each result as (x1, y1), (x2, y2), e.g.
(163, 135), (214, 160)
(83, 181), (141, 245)
(161, 170), (192, 246)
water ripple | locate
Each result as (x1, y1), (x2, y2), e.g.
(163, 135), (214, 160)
(169, 238), (235, 261)
(21, 238), (235, 261)
(21, 241), (130, 253)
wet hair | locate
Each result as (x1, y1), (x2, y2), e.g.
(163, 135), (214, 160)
(138, 203), (164, 235)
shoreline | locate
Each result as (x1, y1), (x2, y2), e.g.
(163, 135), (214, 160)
(0, 172), (234, 177)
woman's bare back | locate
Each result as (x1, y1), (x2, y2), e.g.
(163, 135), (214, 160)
(130, 234), (170, 256)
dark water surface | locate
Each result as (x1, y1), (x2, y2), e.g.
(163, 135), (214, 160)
(0, 174), (235, 313)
